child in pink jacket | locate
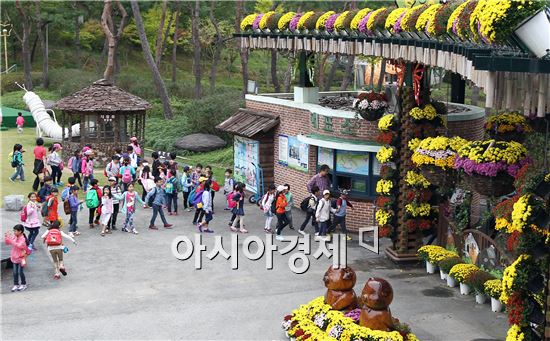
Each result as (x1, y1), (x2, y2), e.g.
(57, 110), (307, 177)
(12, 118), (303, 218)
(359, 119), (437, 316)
(4, 224), (29, 292)
(23, 192), (41, 250)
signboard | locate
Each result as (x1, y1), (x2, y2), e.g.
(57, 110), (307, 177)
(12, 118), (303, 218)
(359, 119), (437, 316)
(317, 147), (334, 169)
(234, 136), (259, 194)
(336, 150), (370, 176)
(278, 135), (309, 173)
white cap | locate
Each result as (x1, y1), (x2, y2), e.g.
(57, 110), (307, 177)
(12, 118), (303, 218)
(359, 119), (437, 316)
(277, 185), (286, 192)
(323, 189), (331, 196)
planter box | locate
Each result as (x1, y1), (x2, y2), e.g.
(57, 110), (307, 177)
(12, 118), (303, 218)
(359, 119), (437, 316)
(491, 297), (503, 312)
(446, 276), (457, 288)
(439, 269), (447, 281)
(459, 283), (471, 295)
(426, 261), (437, 274)
(514, 9), (550, 58)
(475, 293), (488, 304)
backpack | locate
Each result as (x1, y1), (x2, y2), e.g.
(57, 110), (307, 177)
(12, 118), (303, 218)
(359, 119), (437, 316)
(121, 167), (132, 184)
(20, 205), (28, 222)
(192, 190), (204, 208)
(147, 188), (157, 207)
(41, 200), (50, 217)
(227, 191), (237, 209)
(165, 178), (175, 194)
(300, 196), (311, 212)
(45, 229), (62, 246)
(10, 153), (18, 168)
(63, 199), (71, 215)
(61, 186), (71, 201)
(38, 185), (51, 203)
(260, 193), (269, 211)
(187, 187), (197, 206)
(104, 162), (113, 177)
(70, 157), (80, 173)
(86, 188), (100, 208)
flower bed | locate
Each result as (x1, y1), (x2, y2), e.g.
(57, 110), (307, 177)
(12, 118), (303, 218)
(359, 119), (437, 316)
(282, 297), (419, 341)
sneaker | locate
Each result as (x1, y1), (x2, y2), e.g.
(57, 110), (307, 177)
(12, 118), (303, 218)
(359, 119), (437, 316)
(74, 231), (81, 236)
(314, 236), (322, 241)
(186, 208), (192, 212)
(89, 224), (94, 229)
(122, 227), (129, 233)
(18, 284), (27, 291)
(346, 235), (352, 241)
(8, 177), (14, 183)
(315, 232), (319, 236)
(289, 226), (294, 230)
(59, 268), (67, 276)
(264, 228), (273, 234)
(54, 274), (60, 280)
(275, 235), (284, 241)
(173, 212), (179, 216)
(239, 228), (248, 233)
(168, 212), (173, 216)
(230, 226), (238, 232)
(11, 285), (18, 292)
(298, 230), (306, 236)
(149, 225), (158, 230)
(69, 232), (75, 238)
(131, 229), (139, 235)
(164, 224), (173, 229)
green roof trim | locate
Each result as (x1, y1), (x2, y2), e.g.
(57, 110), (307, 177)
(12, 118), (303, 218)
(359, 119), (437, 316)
(307, 133), (381, 146)
(297, 133), (381, 153)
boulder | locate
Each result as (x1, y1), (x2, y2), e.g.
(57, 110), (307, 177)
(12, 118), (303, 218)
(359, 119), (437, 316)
(4, 195), (24, 211)
(174, 133), (226, 152)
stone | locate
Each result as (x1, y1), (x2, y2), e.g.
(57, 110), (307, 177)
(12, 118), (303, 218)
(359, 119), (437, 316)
(4, 195), (24, 211)
(174, 133), (226, 152)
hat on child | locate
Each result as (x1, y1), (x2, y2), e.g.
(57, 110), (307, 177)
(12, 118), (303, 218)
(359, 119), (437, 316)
(323, 189), (331, 196)
(276, 185), (286, 192)
(183, 166), (190, 172)
(199, 176), (208, 183)
(108, 177), (117, 182)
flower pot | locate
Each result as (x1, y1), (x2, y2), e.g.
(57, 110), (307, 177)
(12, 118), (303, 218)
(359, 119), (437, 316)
(462, 173), (515, 197)
(440, 269), (447, 281)
(446, 276), (457, 288)
(358, 108), (385, 121)
(514, 9), (550, 58)
(426, 261), (437, 274)
(475, 293), (488, 304)
(459, 283), (471, 295)
(490, 297), (503, 312)
(420, 166), (457, 188)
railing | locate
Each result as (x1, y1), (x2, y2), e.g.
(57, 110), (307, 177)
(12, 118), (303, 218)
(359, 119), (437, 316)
(460, 229), (511, 267)
(1, 64), (17, 74)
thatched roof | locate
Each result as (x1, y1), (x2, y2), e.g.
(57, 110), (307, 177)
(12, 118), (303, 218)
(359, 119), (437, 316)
(216, 108), (279, 138)
(55, 79), (151, 112)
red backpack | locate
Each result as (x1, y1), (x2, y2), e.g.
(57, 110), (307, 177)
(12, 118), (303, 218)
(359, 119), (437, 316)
(20, 205), (28, 222)
(45, 229), (62, 246)
(227, 191), (237, 209)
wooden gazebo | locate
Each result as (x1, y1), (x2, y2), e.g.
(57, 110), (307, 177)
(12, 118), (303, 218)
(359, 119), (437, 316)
(55, 79), (151, 165)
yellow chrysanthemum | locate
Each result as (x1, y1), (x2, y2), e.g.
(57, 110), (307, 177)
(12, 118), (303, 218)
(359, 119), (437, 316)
(350, 8), (372, 30)
(416, 4), (441, 32)
(240, 13), (258, 31)
(278, 12), (296, 31)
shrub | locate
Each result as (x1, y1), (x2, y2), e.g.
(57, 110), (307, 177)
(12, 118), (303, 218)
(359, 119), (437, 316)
(49, 68), (97, 96)
(465, 270), (495, 294)
(1, 72), (42, 93)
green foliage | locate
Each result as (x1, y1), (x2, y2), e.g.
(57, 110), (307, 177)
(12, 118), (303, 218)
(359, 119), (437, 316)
(1, 88), (62, 110)
(1, 72), (43, 93)
(80, 19), (105, 50)
(48, 68), (97, 96)
(124, 4), (182, 52)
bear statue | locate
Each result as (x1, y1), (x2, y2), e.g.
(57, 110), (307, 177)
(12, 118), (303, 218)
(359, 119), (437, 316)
(323, 265), (358, 311)
(359, 277), (394, 331)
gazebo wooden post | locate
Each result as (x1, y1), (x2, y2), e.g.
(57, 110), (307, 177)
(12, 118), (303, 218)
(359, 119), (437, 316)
(141, 111), (146, 142)
(67, 111), (72, 143)
(61, 110), (65, 142)
(80, 112), (86, 145)
(113, 111), (119, 144)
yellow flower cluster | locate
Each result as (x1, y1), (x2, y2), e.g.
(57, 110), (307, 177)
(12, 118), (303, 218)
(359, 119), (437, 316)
(408, 138), (421, 152)
(376, 209), (393, 226)
(447, 0), (469, 33)
(418, 245), (457, 264)
(259, 11), (276, 30)
(334, 10), (352, 30)
(401, 4), (427, 31)
(316, 11), (335, 30)
(416, 4), (441, 32)
(405, 171), (430, 188)
(376, 179), (393, 195)
(297, 11), (316, 30)
(483, 279), (502, 299)
(505, 324), (524, 341)
(378, 114), (396, 132)
(510, 194), (533, 233)
(278, 12), (296, 31)
(485, 112), (532, 134)
(495, 217), (511, 231)
(545, 173), (550, 183)
(367, 8), (387, 31)
(385, 8), (408, 32)
(351, 8), (372, 30)
(500, 254), (530, 304)
(376, 146), (395, 164)
(412, 136), (468, 169)
(286, 297), (417, 341)
(409, 104), (439, 121)
(449, 263), (479, 283)
(240, 13), (258, 31)
(457, 140), (527, 164)
(405, 202), (431, 217)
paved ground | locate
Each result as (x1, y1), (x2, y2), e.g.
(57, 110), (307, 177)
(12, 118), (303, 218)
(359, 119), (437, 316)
(1, 191), (507, 340)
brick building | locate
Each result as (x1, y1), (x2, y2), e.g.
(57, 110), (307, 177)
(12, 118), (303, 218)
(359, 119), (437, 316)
(218, 88), (485, 231)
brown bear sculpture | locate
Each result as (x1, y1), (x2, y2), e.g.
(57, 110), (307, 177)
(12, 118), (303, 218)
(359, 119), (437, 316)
(359, 277), (394, 331)
(323, 265), (358, 311)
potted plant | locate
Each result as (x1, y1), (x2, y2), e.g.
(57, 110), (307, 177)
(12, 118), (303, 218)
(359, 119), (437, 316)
(515, 8), (550, 58)
(240, 13), (259, 32)
(439, 256), (462, 287)
(447, 0), (478, 42)
(449, 263), (479, 295)
(353, 92), (389, 121)
(466, 270), (495, 304)
(408, 104), (446, 127)
(278, 12), (296, 32)
(350, 8), (373, 34)
(334, 10), (357, 35)
(385, 8), (408, 35)
(418, 245), (457, 274)
(484, 279), (503, 312)
(416, 4), (442, 36)
(484, 112), (532, 142)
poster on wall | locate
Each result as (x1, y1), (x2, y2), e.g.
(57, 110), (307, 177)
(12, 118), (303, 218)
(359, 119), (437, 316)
(278, 135), (309, 173)
(336, 150), (370, 176)
(317, 147), (334, 169)
(234, 136), (259, 194)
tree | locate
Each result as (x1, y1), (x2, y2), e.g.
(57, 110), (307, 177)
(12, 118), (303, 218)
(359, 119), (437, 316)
(171, 1), (181, 84)
(14, 0), (34, 90)
(153, 0), (167, 67)
(130, 0), (173, 120)
(324, 55), (340, 91)
(236, 0), (249, 98)
(190, 0), (202, 98)
(35, 1), (50, 89)
(100, 0), (128, 83)
(340, 55), (355, 91)
(208, 0), (223, 93)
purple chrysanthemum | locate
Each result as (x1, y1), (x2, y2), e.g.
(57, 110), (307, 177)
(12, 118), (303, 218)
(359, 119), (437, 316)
(358, 12), (374, 34)
(393, 11), (407, 34)
(253, 14), (264, 30)
(453, 157), (531, 177)
(344, 308), (361, 323)
(325, 13), (339, 32)
(289, 13), (302, 31)
(452, 18), (459, 35)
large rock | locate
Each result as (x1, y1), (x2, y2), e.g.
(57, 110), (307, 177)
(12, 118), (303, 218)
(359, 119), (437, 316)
(174, 133), (226, 152)
(4, 195), (24, 211)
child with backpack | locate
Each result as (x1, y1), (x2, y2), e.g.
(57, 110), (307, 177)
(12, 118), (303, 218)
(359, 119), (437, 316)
(191, 177), (207, 225)
(68, 186), (83, 237)
(44, 187), (60, 227)
(284, 184), (294, 230)
(151, 151), (161, 178)
(261, 184), (276, 233)
(68, 150), (83, 187)
(230, 183), (248, 233)
(145, 177), (173, 230)
(47, 143), (63, 187)
(41, 220), (77, 279)
(99, 186), (114, 236)
(165, 168), (179, 216)
(180, 166), (193, 212)
(119, 157), (135, 192)
(114, 183), (144, 234)
(299, 186), (320, 236)
(16, 112), (25, 134)
(275, 186), (289, 241)
(315, 190), (334, 242)
(9, 143), (25, 182)
(62, 177), (76, 225)
(223, 169), (235, 210)
(139, 164), (154, 203)
(329, 190), (353, 241)
(107, 177), (122, 231)
(105, 155), (121, 180)
(38, 176), (53, 203)
(86, 179), (102, 228)
(197, 180), (214, 233)
(191, 163), (203, 188)
(4, 224), (30, 292)
(81, 151), (94, 192)
(22, 192), (41, 250)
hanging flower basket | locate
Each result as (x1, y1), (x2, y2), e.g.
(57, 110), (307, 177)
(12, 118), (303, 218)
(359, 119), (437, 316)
(485, 112), (532, 142)
(487, 130), (526, 142)
(353, 91), (388, 122)
(358, 108), (386, 121)
(463, 173), (515, 197)
(420, 165), (457, 188)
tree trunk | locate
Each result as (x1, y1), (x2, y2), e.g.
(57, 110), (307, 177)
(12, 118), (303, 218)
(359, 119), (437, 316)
(324, 55), (340, 91)
(74, 12), (81, 68)
(236, 0), (248, 98)
(340, 55), (354, 91)
(130, 0), (173, 120)
(101, 0), (128, 83)
(191, 0), (202, 98)
(160, 9), (174, 64)
(154, 0), (168, 67)
(30, 33), (39, 64)
(171, 2), (181, 84)
(471, 85), (480, 106)
(40, 24), (49, 88)
(283, 55), (293, 93)
(376, 58), (386, 92)
(15, 0), (33, 90)
(209, 0), (222, 93)
(270, 50), (280, 92)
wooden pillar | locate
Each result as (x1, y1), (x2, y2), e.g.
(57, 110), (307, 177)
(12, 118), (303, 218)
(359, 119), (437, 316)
(61, 110), (65, 143)
(67, 112), (72, 143)
(450, 72), (465, 104)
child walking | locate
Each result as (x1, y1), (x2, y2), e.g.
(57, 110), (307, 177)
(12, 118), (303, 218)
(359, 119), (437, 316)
(108, 177), (122, 231)
(47, 143), (63, 186)
(86, 179), (102, 228)
(230, 183), (248, 233)
(100, 186), (114, 236)
(299, 186), (320, 235)
(165, 168), (179, 215)
(223, 169), (235, 210)
(139, 164), (154, 202)
(4, 225), (29, 292)
(45, 188), (60, 226)
(41, 220), (77, 279)
(180, 166), (192, 212)
(9, 143), (25, 182)
(82, 151), (94, 192)
(119, 157), (135, 192)
(315, 190), (333, 241)
(275, 186), (289, 241)
(329, 190), (353, 240)
(261, 184), (276, 233)
(68, 150), (83, 187)
(115, 183), (144, 234)
(197, 180), (214, 233)
(68, 186), (83, 237)
(145, 177), (173, 230)
(16, 112), (25, 133)
(23, 192), (41, 250)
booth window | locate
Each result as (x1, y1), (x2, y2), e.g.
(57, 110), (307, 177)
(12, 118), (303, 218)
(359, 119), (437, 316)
(317, 147), (380, 199)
